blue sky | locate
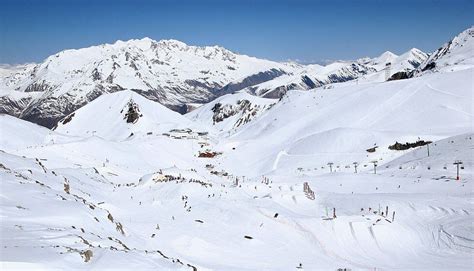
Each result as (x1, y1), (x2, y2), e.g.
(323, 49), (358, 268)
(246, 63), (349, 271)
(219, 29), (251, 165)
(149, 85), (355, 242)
(1, 0), (472, 64)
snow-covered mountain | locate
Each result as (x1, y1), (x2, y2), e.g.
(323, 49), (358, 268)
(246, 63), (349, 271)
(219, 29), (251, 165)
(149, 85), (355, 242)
(244, 62), (374, 98)
(189, 48), (431, 131)
(53, 90), (193, 140)
(214, 67), (473, 176)
(416, 26), (474, 74)
(0, 39), (296, 128)
(244, 48), (429, 98)
(0, 36), (430, 128)
(361, 48), (428, 73)
(187, 92), (276, 134)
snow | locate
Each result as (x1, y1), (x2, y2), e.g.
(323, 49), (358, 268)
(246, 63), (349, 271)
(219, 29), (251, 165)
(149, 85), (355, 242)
(1, 27), (473, 270)
(54, 90), (193, 140)
(0, 114), (79, 152)
(0, 34), (433, 129)
(243, 48), (429, 97)
(220, 68), (472, 176)
(187, 91), (276, 135)
(13, 37), (295, 97)
(419, 26), (474, 73)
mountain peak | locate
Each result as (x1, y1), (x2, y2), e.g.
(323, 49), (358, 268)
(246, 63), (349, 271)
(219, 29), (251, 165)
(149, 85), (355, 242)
(156, 39), (188, 48)
(378, 51), (398, 60)
(408, 48), (423, 54)
(110, 38), (190, 51)
(381, 50), (397, 56)
(416, 26), (474, 74)
(365, 51), (399, 69)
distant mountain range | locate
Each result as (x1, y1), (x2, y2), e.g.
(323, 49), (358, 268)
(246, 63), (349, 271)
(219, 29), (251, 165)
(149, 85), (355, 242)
(1, 27), (472, 128)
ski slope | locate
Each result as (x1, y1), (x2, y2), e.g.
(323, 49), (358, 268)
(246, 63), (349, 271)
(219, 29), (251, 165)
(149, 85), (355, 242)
(212, 68), (473, 176)
(1, 120), (472, 269)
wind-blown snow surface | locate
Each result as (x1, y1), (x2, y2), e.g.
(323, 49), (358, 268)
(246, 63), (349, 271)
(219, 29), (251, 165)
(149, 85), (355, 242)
(1, 60), (473, 270)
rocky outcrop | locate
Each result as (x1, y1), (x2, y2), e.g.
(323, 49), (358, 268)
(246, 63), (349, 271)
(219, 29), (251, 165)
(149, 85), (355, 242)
(20, 94), (87, 128)
(24, 81), (55, 93)
(20, 86), (107, 128)
(211, 99), (272, 128)
(388, 71), (413, 81)
(123, 99), (142, 123)
(0, 96), (33, 117)
(388, 140), (432, 151)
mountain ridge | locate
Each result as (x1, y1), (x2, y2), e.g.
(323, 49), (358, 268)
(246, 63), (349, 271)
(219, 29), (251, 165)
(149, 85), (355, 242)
(4, 27), (474, 129)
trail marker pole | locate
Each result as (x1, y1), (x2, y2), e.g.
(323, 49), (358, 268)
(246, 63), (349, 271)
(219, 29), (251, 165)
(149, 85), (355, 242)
(328, 162), (334, 173)
(371, 161), (378, 174)
(454, 160), (463, 180)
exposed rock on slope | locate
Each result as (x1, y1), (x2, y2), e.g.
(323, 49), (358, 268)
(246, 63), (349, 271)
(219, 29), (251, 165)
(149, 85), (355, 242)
(123, 99), (142, 123)
(187, 92), (275, 133)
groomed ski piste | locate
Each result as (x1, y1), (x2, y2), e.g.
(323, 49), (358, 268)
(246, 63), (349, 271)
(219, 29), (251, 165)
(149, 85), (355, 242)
(1, 27), (473, 270)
